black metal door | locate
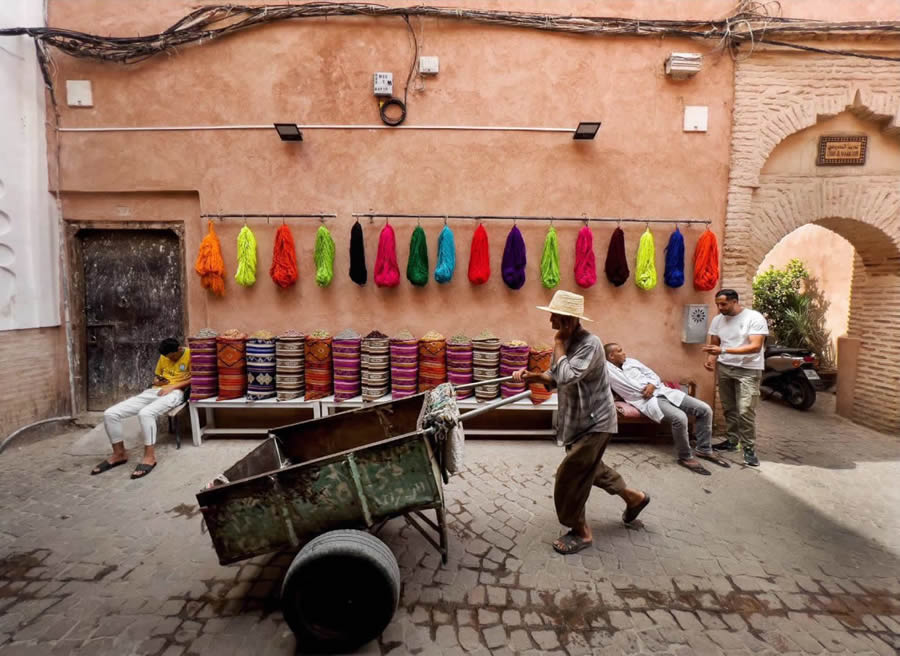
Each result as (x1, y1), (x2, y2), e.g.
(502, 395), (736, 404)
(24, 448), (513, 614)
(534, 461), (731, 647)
(82, 229), (184, 410)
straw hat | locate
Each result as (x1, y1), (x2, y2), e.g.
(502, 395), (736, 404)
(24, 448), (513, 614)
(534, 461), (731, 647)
(536, 290), (593, 322)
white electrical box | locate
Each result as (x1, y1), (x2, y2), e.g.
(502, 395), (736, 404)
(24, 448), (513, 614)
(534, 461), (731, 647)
(419, 56), (439, 75)
(683, 106), (708, 132)
(683, 304), (709, 344)
(66, 80), (93, 107)
(373, 72), (393, 97)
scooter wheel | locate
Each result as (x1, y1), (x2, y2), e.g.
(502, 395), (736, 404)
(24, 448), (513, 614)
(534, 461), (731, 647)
(785, 378), (816, 410)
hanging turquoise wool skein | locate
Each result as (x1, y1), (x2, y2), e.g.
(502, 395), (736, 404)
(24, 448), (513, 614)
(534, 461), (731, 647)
(434, 224), (456, 283)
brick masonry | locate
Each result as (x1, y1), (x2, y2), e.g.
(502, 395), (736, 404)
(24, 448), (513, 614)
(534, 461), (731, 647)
(723, 49), (900, 434)
(0, 326), (69, 439)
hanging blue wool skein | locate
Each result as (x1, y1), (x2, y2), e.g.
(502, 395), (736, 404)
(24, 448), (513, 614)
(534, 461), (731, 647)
(434, 224), (456, 283)
(664, 227), (685, 288)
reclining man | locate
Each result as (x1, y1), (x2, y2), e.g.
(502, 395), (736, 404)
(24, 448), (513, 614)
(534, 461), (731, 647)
(90, 337), (191, 480)
(604, 343), (729, 476)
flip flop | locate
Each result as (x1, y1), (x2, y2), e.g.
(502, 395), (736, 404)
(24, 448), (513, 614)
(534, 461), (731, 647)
(91, 459), (127, 476)
(678, 459), (711, 476)
(623, 493), (651, 524)
(696, 452), (732, 468)
(130, 463), (157, 480)
(552, 531), (593, 555)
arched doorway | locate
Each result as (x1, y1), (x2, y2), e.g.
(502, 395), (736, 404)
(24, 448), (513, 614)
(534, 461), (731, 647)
(724, 78), (900, 434)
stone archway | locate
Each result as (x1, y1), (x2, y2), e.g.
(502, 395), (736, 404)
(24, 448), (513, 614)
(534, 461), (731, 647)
(723, 51), (900, 434)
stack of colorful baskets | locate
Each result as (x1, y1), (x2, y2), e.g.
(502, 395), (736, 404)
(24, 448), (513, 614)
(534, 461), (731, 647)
(275, 330), (305, 401)
(390, 330), (418, 399)
(187, 328), (218, 401)
(333, 329), (362, 402)
(447, 334), (474, 399)
(216, 329), (247, 400)
(418, 331), (447, 393)
(472, 331), (501, 402)
(305, 330), (334, 401)
(246, 330), (277, 401)
(528, 344), (554, 404)
(500, 340), (530, 398)
(361, 330), (390, 401)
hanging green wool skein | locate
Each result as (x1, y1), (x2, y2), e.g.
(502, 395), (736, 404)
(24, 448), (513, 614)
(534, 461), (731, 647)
(234, 225), (258, 287)
(635, 228), (658, 290)
(540, 226), (560, 289)
(314, 224), (336, 287)
(407, 225), (429, 286)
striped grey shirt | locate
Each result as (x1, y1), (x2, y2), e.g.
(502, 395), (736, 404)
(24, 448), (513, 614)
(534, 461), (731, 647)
(549, 327), (618, 445)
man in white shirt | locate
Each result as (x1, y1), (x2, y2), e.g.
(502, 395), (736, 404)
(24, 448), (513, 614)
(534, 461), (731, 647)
(702, 289), (769, 467)
(605, 344), (730, 476)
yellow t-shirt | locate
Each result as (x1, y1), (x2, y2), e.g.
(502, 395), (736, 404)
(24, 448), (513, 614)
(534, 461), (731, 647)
(154, 348), (191, 385)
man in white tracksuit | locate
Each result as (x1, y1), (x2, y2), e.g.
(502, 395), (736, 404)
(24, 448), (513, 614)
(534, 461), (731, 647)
(90, 338), (191, 480)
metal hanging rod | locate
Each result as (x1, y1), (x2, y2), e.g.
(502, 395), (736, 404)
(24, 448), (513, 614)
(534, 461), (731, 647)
(351, 212), (710, 226)
(200, 213), (336, 219)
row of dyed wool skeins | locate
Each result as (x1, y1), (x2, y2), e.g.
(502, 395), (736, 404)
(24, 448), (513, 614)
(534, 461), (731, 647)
(195, 219), (721, 295)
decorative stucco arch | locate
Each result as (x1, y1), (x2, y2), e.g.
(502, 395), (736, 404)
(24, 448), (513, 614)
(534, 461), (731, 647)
(723, 51), (900, 434)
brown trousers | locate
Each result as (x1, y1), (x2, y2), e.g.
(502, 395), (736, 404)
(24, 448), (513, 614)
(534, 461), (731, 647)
(555, 432), (627, 529)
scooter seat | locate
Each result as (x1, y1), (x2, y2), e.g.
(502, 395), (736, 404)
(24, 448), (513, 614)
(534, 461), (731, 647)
(765, 346), (810, 356)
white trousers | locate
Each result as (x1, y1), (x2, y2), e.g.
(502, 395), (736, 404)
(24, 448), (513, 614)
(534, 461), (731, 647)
(103, 388), (185, 446)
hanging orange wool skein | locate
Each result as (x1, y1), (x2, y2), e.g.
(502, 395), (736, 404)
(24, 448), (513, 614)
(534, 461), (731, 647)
(270, 223), (299, 288)
(693, 228), (720, 291)
(195, 220), (226, 296)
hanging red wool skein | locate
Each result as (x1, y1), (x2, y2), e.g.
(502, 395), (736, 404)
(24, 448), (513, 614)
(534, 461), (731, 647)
(693, 228), (720, 291)
(468, 223), (491, 285)
(270, 223), (298, 288)
(195, 220), (226, 296)
(374, 222), (400, 287)
(574, 225), (597, 288)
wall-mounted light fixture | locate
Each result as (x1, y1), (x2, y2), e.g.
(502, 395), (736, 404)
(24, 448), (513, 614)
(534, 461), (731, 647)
(573, 122), (601, 140)
(664, 53), (702, 79)
(274, 123), (303, 141)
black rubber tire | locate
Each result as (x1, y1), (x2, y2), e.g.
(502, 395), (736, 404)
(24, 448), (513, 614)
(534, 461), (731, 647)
(785, 377), (816, 410)
(281, 529), (400, 653)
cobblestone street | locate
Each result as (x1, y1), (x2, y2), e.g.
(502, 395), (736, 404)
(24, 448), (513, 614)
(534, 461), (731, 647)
(1, 396), (898, 656)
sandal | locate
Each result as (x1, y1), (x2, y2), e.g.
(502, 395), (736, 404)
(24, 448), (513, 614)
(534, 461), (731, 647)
(696, 452), (732, 468)
(130, 463), (157, 480)
(553, 531), (593, 555)
(623, 493), (651, 524)
(91, 459), (127, 476)
(678, 459), (711, 476)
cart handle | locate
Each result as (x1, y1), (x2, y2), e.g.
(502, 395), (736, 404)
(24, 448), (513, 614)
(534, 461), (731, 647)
(452, 375), (514, 392)
(458, 390), (532, 422)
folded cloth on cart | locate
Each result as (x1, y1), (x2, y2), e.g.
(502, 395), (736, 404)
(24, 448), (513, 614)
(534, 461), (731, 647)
(419, 382), (465, 475)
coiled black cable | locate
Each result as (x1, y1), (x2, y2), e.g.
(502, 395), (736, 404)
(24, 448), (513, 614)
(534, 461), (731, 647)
(379, 98), (407, 126)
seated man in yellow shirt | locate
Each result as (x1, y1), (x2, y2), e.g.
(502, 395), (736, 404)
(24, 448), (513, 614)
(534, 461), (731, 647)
(91, 338), (191, 479)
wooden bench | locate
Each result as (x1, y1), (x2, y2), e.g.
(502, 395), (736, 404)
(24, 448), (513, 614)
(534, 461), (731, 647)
(167, 402), (189, 449)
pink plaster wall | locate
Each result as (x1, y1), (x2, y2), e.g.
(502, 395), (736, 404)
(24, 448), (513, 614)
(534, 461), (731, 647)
(46, 0), (757, 405)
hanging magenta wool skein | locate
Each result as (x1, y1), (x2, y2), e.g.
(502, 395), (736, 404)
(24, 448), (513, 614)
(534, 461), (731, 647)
(468, 223), (491, 285)
(373, 223), (400, 287)
(574, 225), (597, 288)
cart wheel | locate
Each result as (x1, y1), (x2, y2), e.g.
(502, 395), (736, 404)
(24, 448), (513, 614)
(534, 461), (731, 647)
(281, 529), (400, 653)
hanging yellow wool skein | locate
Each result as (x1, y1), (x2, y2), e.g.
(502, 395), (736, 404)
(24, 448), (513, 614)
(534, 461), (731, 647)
(235, 225), (258, 287)
(634, 228), (657, 290)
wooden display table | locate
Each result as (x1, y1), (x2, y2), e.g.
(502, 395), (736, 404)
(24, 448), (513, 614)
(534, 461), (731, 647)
(188, 396), (321, 446)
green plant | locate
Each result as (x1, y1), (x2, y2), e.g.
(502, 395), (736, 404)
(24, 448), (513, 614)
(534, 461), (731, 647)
(752, 259), (809, 338)
(752, 259), (836, 369)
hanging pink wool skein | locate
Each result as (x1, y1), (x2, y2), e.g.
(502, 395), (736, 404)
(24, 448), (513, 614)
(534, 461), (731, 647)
(574, 225), (597, 288)
(373, 223), (400, 287)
